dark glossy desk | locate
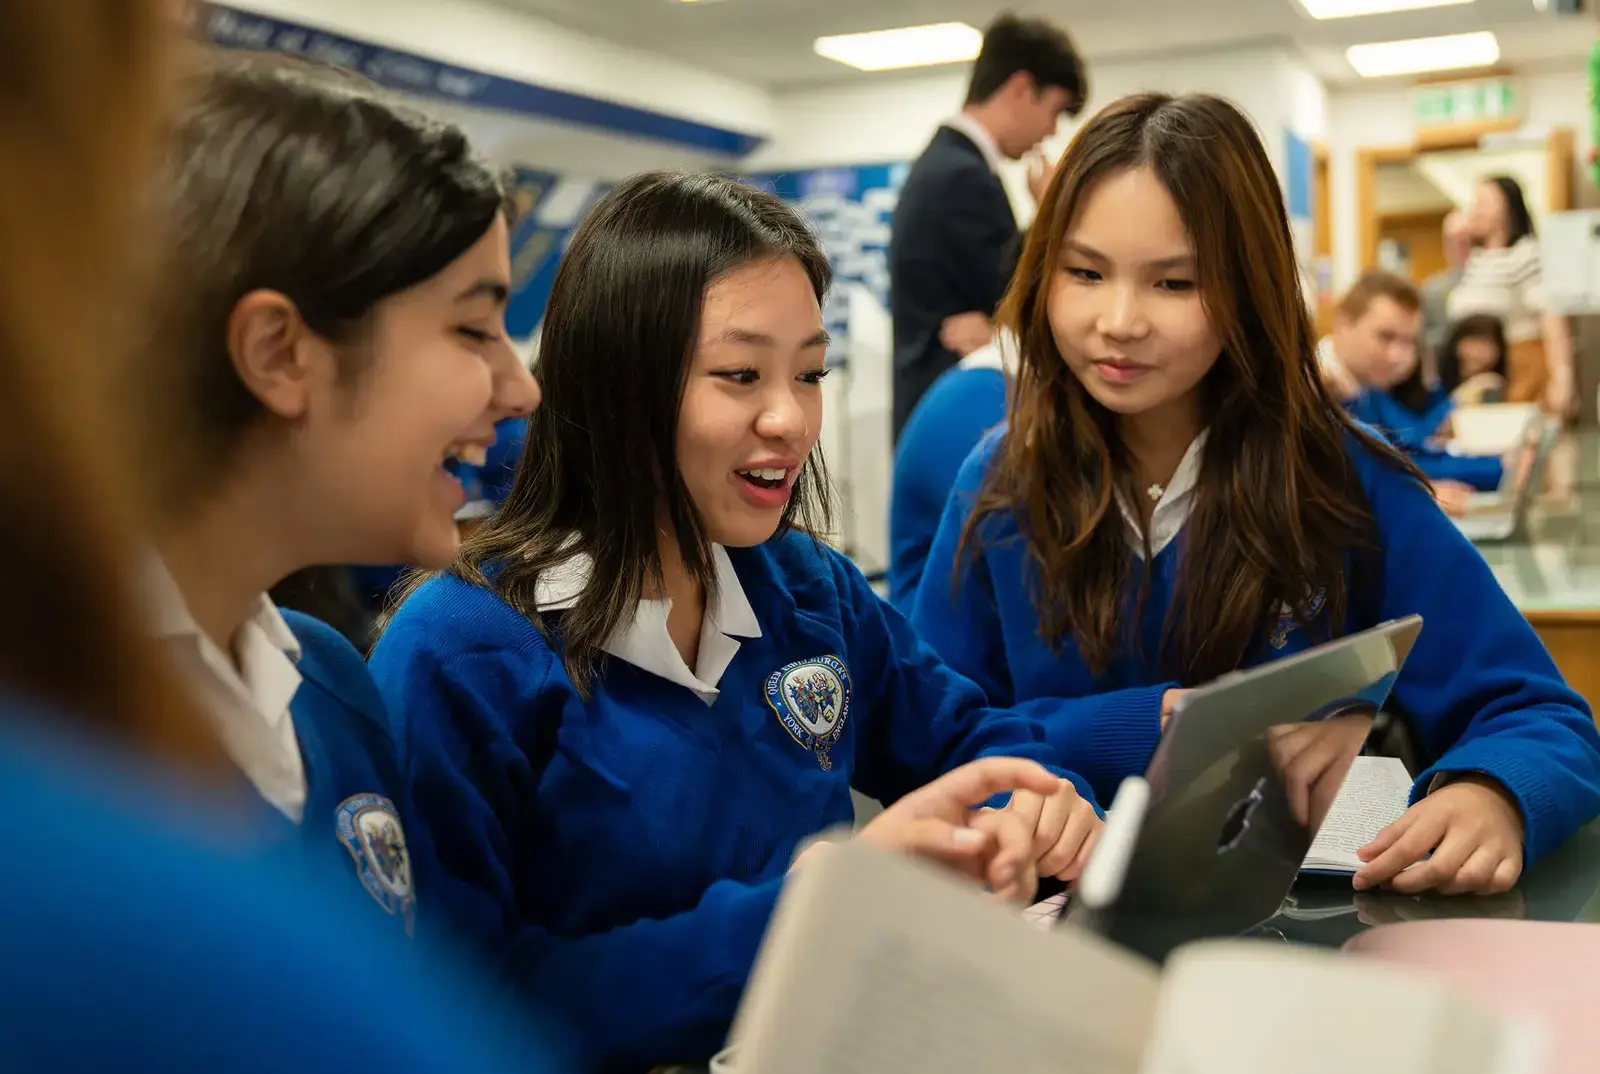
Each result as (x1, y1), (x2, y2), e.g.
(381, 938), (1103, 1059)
(1268, 821), (1600, 948)
(1473, 431), (1600, 705)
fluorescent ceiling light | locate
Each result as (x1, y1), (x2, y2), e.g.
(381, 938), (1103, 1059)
(1298, 0), (1472, 18)
(814, 22), (983, 72)
(1346, 30), (1498, 77)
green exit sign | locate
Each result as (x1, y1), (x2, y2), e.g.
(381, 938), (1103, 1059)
(1412, 79), (1520, 129)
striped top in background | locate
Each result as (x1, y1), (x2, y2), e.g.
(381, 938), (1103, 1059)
(1447, 236), (1545, 344)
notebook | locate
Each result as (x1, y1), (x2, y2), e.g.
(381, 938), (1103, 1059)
(1300, 755), (1413, 875)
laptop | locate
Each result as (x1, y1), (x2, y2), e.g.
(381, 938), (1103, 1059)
(1447, 403), (1540, 457)
(1058, 616), (1423, 963)
(1454, 414), (1557, 543)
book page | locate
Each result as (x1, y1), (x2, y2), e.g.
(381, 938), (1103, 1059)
(1302, 756), (1413, 873)
(1141, 941), (1543, 1074)
(728, 841), (1161, 1074)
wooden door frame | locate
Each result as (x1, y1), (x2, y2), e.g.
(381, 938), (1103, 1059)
(1357, 145), (1423, 272)
(1356, 128), (1578, 272)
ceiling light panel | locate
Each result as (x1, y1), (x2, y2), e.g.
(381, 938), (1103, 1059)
(1299, 0), (1472, 19)
(814, 23), (983, 72)
(1346, 31), (1499, 77)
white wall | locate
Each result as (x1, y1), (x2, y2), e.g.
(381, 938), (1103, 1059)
(749, 44), (1301, 171)
(424, 102), (731, 178)
(1282, 53), (1329, 145)
(227, 0), (773, 137)
(745, 43), (1321, 229)
(1326, 68), (1591, 292)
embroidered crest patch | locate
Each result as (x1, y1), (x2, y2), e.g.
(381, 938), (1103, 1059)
(335, 793), (416, 936)
(1270, 589), (1327, 650)
(765, 655), (851, 771)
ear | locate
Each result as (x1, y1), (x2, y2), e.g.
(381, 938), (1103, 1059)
(1001, 70), (1038, 101)
(226, 290), (320, 420)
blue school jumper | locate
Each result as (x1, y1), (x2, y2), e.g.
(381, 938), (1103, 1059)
(276, 610), (437, 938)
(368, 531), (1098, 1072)
(911, 428), (1600, 867)
(1346, 387), (1503, 491)
(889, 364), (1008, 609)
(0, 711), (562, 1074)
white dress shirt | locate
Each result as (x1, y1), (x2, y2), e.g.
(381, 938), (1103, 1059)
(1113, 430), (1209, 558)
(533, 543), (762, 705)
(958, 327), (1020, 375)
(144, 558), (308, 821)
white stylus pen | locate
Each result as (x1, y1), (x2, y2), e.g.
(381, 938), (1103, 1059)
(1075, 776), (1151, 911)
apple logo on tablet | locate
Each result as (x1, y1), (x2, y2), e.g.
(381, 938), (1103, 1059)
(1216, 776), (1267, 854)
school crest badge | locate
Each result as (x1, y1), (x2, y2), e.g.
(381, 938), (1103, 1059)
(336, 793), (416, 936)
(1270, 589), (1327, 650)
(765, 655), (851, 771)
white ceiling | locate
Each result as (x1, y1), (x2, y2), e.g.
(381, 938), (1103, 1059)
(489, 0), (1588, 89)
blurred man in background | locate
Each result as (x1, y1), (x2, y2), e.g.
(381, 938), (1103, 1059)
(888, 12), (1086, 439)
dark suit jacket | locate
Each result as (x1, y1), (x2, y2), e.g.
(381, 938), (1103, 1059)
(889, 125), (1018, 439)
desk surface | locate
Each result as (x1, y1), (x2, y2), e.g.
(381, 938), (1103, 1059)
(1475, 430), (1600, 612)
(1269, 820), (1600, 946)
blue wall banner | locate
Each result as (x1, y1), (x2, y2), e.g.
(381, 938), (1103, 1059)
(191, 2), (764, 157)
(1285, 131), (1314, 222)
(743, 164), (909, 367)
(503, 170), (612, 341)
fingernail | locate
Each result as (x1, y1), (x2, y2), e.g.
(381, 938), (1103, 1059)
(951, 827), (985, 848)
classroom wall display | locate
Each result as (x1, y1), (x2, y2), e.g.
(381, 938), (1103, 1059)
(188, 2), (763, 156)
(1284, 131), (1321, 316)
(741, 164), (910, 575)
(504, 169), (612, 343)
(742, 164), (909, 368)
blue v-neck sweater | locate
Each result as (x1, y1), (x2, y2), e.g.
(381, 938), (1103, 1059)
(369, 531), (1099, 1072)
(911, 428), (1600, 868)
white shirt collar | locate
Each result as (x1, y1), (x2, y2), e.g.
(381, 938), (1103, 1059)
(943, 112), (1005, 175)
(959, 328), (1020, 375)
(1113, 430), (1208, 558)
(533, 543), (762, 706)
(142, 556), (307, 821)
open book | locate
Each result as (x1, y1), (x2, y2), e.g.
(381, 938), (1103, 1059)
(1301, 755), (1414, 875)
(723, 839), (1540, 1074)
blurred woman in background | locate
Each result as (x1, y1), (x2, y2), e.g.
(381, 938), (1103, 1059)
(1448, 175), (1574, 417)
(0, 5), (558, 1071)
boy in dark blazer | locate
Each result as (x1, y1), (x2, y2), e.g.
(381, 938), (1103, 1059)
(889, 13), (1086, 438)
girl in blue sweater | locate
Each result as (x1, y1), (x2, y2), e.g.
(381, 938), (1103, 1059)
(133, 56), (541, 936)
(370, 171), (1103, 1072)
(0, 4), (562, 1070)
(912, 93), (1600, 900)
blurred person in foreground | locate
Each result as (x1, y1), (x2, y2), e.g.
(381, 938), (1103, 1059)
(0, 6), (559, 1071)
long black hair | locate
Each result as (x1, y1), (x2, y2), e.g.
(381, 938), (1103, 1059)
(1485, 174), (1535, 247)
(404, 171), (836, 695)
(1437, 314), (1509, 394)
(142, 53), (508, 518)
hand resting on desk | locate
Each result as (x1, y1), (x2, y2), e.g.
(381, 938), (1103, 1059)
(1354, 775), (1526, 896)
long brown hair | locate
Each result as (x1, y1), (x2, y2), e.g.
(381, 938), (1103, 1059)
(962, 93), (1415, 684)
(391, 172), (836, 697)
(0, 2), (216, 767)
